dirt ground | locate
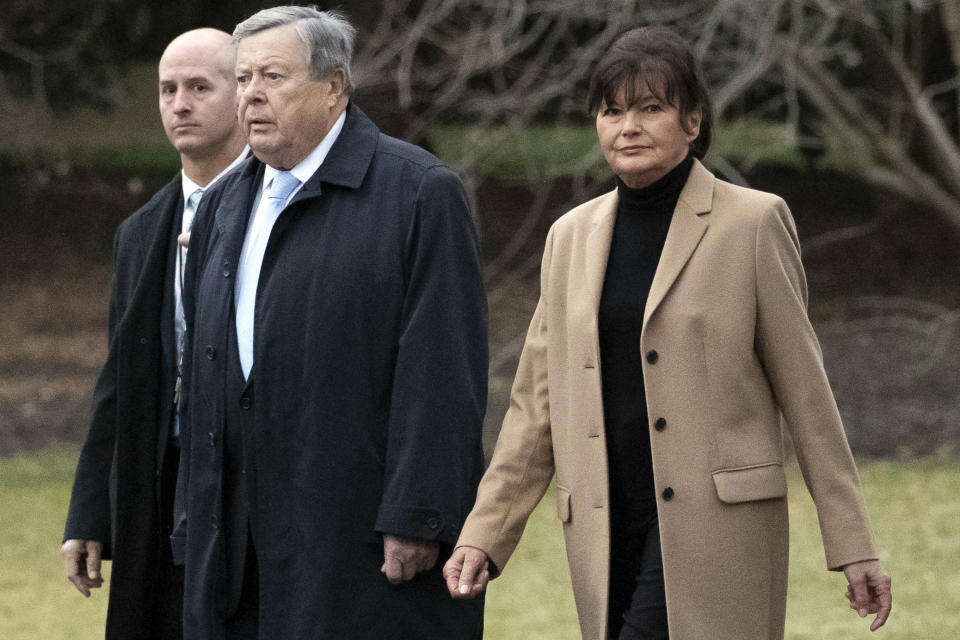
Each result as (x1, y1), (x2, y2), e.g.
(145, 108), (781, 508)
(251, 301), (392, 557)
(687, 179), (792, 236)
(1, 165), (958, 458)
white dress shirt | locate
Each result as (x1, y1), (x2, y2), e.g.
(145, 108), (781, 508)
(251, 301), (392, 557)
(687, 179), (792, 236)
(235, 110), (347, 379)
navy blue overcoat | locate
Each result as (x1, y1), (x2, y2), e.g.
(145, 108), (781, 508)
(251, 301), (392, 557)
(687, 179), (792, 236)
(174, 104), (487, 639)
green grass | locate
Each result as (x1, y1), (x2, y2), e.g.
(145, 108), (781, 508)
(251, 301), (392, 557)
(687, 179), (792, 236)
(0, 62), (179, 176)
(1, 62), (803, 180)
(431, 124), (607, 181)
(486, 460), (960, 639)
(1, 115), (803, 181)
(0, 144), (180, 177)
(782, 460), (960, 639)
(1, 449), (955, 639)
(0, 447), (111, 639)
(430, 120), (806, 181)
(710, 120), (806, 170)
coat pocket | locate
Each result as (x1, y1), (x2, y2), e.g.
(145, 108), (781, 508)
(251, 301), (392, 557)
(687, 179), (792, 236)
(711, 463), (788, 504)
(556, 485), (571, 523)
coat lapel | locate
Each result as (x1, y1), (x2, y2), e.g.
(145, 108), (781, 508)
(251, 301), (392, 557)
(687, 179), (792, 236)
(642, 160), (715, 329)
(120, 178), (181, 346)
(287, 102), (380, 210)
(215, 160), (264, 276)
(129, 178), (181, 311)
(584, 190), (619, 317)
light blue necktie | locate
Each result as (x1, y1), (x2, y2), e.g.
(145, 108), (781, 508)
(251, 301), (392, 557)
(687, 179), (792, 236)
(236, 171), (301, 378)
(173, 188), (204, 437)
(267, 171), (301, 209)
(176, 188), (203, 364)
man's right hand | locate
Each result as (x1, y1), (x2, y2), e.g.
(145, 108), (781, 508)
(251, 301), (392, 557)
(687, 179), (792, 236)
(61, 539), (104, 597)
(442, 546), (490, 599)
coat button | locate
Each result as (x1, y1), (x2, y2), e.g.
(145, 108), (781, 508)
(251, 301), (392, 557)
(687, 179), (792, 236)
(210, 515), (219, 529)
(654, 417), (667, 431)
(207, 431), (216, 446)
(239, 395), (252, 410)
(427, 517), (440, 530)
(662, 487), (674, 501)
(223, 261), (231, 278)
(205, 345), (216, 360)
(139, 337), (148, 345)
(646, 350), (659, 364)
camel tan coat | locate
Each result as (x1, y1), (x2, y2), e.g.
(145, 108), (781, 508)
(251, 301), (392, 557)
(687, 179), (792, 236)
(457, 160), (877, 639)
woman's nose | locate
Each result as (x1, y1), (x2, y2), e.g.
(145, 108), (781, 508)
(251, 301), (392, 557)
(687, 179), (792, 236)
(621, 109), (642, 135)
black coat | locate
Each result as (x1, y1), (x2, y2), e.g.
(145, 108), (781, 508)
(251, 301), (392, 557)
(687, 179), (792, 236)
(174, 105), (487, 639)
(64, 177), (182, 639)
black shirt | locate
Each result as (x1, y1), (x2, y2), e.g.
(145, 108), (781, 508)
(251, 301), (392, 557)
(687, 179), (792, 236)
(598, 155), (693, 530)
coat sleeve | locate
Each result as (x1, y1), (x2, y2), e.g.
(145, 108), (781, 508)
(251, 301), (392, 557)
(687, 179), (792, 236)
(63, 225), (126, 557)
(374, 165), (488, 546)
(455, 226), (558, 576)
(753, 200), (877, 570)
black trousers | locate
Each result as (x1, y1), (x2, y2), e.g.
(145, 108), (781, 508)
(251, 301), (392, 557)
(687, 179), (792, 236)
(608, 514), (669, 640)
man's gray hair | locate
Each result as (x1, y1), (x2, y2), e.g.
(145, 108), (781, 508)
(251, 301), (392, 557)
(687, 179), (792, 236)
(233, 6), (357, 91)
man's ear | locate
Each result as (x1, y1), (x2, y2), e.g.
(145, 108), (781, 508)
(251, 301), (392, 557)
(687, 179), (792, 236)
(327, 69), (347, 102)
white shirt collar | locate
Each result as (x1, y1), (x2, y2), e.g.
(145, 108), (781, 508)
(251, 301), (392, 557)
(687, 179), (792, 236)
(180, 145), (250, 203)
(261, 109), (347, 195)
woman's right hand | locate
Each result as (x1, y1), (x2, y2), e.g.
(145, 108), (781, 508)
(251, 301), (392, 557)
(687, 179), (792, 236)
(443, 545), (491, 599)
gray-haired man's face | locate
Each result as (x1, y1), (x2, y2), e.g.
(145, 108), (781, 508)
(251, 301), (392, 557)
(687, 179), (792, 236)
(235, 25), (344, 170)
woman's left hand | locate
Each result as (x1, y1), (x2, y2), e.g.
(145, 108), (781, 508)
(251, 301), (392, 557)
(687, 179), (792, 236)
(842, 559), (892, 631)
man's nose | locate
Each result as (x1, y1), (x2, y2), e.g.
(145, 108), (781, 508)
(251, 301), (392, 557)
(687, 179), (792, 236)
(239, 78), (265, 104)
(172, 89), (191, 114)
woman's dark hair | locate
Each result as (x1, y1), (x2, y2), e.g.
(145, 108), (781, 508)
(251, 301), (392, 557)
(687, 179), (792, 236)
(587, 26), (713, 158)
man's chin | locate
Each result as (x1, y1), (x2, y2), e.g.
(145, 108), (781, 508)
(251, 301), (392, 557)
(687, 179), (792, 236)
(246, 133), (276, 153)
(170, 136), (207, 155)
(248, 144), (285, 169)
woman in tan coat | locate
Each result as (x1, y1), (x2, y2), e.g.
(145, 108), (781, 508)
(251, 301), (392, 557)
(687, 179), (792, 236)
(443, 26), (891, 639)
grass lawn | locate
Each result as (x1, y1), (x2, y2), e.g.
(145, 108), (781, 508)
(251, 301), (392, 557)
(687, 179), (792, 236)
(429, 120), (804, 182)
(0, 448), (955, 639)
(0, 66), (801, 182)
(0, 447), (112, 639)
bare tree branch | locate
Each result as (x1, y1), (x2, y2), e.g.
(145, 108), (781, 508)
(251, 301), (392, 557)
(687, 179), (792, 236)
(940, 0), (960, 131)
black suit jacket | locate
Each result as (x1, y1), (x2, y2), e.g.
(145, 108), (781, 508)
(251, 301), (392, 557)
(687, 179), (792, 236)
(64, 175), (183, 639)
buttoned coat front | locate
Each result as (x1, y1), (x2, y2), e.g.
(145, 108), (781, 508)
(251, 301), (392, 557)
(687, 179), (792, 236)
(457, 160), (877, 639)
(174, 105), (487, 640)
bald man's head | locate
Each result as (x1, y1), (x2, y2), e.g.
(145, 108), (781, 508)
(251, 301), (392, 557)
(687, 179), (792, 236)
(158, 28), (244, 170)
(161, 28), (236, 83)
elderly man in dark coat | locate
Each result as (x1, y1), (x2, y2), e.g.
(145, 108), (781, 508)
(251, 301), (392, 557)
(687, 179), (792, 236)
(62, 29), (247, 639)
(172, 7), (487, 639)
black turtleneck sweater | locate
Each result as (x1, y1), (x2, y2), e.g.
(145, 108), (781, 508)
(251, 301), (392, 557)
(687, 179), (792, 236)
(598, 155), (693, 532)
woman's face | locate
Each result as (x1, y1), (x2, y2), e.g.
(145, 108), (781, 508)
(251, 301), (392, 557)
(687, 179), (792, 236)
(596, 84), (701, 189)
